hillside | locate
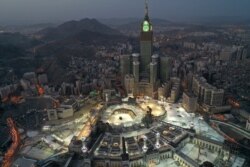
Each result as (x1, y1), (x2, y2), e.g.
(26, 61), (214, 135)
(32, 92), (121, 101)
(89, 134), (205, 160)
(34, 18), (127, 84)
(36, 18), (121, 41)
(0, 32), (39, 49)
(0, 33), (39, 84)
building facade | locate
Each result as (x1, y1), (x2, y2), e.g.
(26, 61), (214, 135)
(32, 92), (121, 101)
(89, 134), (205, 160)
(120, 3), (172, 99)
(182, 92), (198, 112)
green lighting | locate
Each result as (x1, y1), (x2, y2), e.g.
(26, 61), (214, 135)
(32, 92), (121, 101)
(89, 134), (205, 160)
(143, 21), (150, 32)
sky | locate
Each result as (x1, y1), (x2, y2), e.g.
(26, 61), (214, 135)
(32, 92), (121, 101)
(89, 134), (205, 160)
(0, 0), (250, 25)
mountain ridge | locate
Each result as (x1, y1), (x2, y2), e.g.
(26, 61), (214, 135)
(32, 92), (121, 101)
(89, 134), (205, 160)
(36, 18), (122, 41)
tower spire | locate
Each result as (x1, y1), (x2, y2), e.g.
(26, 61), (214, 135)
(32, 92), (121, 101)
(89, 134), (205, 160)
(145, 0), (149, 17)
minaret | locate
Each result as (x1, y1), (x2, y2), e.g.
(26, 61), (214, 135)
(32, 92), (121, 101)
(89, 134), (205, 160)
(121, 137), (130, 166)
(140, 0), (153, 74)
(155, 132), (160, 149)
(142, 136), (148, 152)
(81, 137), (88, 153)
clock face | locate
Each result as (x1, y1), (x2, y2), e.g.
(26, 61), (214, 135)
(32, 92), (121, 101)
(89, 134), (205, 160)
(143, 21), (150, 32)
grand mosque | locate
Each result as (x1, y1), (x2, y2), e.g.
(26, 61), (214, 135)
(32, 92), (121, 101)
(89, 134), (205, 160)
(10, 1), (246, 167)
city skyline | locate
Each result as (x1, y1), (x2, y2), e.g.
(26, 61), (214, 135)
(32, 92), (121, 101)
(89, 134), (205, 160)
(0, 1), (249, 167)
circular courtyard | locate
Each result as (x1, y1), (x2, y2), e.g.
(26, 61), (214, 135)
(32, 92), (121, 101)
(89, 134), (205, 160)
(108, 108), (135, 125)
(103, 103), (145, 127)
(102, 99), (167, 128)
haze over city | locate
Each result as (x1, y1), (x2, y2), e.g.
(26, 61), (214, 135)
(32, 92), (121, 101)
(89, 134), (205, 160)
(1, 0), (250, 24)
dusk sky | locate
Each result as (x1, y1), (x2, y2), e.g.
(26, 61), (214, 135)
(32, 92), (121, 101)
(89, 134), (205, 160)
(1, 0), (250, 24)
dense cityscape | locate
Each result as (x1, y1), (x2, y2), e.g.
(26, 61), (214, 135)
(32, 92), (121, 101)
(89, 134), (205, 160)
(0, 1), (250, 167)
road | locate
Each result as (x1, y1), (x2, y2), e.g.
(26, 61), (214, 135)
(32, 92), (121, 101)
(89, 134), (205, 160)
(210, 120), (250, 139)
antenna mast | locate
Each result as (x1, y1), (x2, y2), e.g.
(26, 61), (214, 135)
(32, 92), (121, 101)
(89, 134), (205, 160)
(145, 0), (149, 17)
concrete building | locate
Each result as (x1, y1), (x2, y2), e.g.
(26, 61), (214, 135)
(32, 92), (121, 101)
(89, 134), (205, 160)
(170, 87), (179, 103)
(132, 61), (140, 83)
(158, 83), (169, 99)
(120, 54), (131, 80)
(61, 98), (79, 112)
(0, 84), (18, 98)
(57, 107), (74, 119)
(140, 5), (153, 73)
(47, 109), (58, 120)
(168, 77), (180, 103)
(38, 74), (48, 85)
(182, 92), (198, 112)
(192, 75), (224, 107)
(203, 84), (213, 105)
(46, 98), (78, 120)
(20, 79), (30, 90)
(124, 75), (134, 94)
(120, 4), (173, 99)
(159, 56), (172, 83)
(23, 72), (37, 85)
(219, 46), (237, 62)
(210, 89), (224, 106)
(102, 89), (116, 100)
(65, 131), (232, 167)
(61, 82), (74, 95)
(150, 62), (158, 84)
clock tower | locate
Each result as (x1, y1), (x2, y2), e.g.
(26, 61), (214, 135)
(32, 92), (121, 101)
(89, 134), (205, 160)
(140, 0), (153, 76)
(122, 0), (159, 98)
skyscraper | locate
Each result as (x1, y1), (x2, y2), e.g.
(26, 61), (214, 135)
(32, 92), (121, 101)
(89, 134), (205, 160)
(120, 54), (131, 82)
(159, 56), (172, 83)
(120, 0), (172, 98)
(140, 0), (153, 74)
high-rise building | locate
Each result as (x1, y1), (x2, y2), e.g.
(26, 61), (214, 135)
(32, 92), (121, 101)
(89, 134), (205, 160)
(124, 75), (135, 94)
(192, 75), (225, 107)
(158, 86), (165, 99)
(158, 82), (171, 99)
(120, 1), (173, 99)
(210, 89), (224, 106)
(120, 54), (131, 80)
(159, 56), (172, 83)
(182, 92), (198, 112)
(203, 84), (213, 105)
(133, 61), (140, 83)
(192, 75), (201, 97)
(119, 1), (155, 97)
(187, 72), (193, 92)
(150, 62), (157, 84)
(140, 1), (153, 73)
(169, 77), (180, 103)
